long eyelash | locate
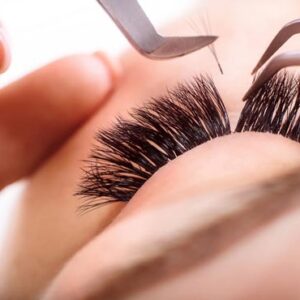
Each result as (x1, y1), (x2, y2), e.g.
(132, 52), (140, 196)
(236, 72), (300, 141)
(77, 76), (230, 212)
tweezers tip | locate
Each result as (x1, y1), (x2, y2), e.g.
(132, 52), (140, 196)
(201, 35), (218, 42)
(211, 35), (218, 42)
(251, 65), (260, 75)
(242, 86), (253, 101)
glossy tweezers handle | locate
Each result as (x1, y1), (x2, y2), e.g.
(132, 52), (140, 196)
(97, 0), (163, 54)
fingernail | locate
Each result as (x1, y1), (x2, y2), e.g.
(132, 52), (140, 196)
(93, 51), (123, 85)
(0, 24), (11, 74)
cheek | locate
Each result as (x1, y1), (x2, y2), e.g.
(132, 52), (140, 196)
(131, 205), (300, 300)
(118, 132), (300, 218)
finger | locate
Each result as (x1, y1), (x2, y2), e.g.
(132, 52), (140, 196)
(0, 52), (120, 189)
(0, 22), (11, 73)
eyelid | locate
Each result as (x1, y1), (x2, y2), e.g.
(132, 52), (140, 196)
(46, 162), (300, 300)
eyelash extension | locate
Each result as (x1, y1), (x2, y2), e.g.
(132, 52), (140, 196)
(236, 71), (300, 141)
(77, 76), (231, 212)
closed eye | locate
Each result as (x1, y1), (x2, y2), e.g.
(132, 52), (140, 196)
(77, 71), (300, 213)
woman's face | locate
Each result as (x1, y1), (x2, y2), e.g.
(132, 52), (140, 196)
(2, 0), (300, 299)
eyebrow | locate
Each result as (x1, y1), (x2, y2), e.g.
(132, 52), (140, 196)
(90, 166), (300, 300)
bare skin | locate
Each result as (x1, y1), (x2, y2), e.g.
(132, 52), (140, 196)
(1, 0), (300, 299)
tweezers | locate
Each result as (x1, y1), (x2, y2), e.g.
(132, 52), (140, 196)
(96, 0), (217, 59)
(244, 19), (300, 100)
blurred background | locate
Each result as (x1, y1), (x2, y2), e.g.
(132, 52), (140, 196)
(1, 0), (199, 85)
(0, 0), (201, 242)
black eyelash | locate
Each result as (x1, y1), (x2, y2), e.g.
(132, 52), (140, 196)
(236, 72), (300, 141)
(77, 76), (231, 212)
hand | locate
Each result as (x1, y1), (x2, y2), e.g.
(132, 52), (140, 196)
(0, 21), (122, 298)
(0, 22), (10, 74)
(0, 22), (120, 190)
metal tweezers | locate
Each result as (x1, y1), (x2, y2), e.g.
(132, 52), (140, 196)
(96, 0), (217, 59)
(244, 19), (300, 100)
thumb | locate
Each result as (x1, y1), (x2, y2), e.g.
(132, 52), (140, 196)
(0, 22), (11, 74)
